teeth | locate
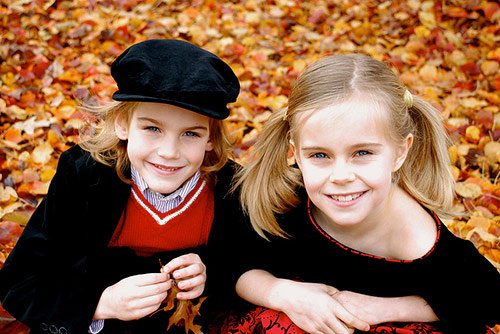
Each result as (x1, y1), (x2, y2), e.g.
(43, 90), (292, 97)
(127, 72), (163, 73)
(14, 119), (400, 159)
(330, 192), (363, 202)
(155, 164), (179, 171)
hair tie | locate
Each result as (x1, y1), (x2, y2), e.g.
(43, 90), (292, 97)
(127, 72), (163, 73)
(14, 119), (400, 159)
(282, 109), (288, 121)
(404, 89), (413, 108)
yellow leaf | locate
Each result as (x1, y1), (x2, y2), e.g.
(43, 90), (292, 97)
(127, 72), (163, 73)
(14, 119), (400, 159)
(32, 143), (54, 165)
(460, 97), (488, 109)
(455, 182), (482, 199)
(465, 125), (480, 142)
(448, 145), (458, 164)
(40, 166), (56, 182)
(484, 141), (500, 164)
(293, 59), (307, 73)
(418, 64), (438, 82)
(414, 26), (431, 38)
(1, 72), (16, 86)
(0, 203), (24, 221)
(480, 60), (499, 76)
(58, 68), (83, 83)
(53, 105), (76, 120)
(447, 50), (467, 66)
(450, 165), (460, 181)
(467, 216), (492, 231)
(0, 185), (18, 202)
(418, 11), (436, 28)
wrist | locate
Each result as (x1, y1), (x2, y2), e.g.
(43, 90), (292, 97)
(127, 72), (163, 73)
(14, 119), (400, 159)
(266, 278), (294, 312)
(392, 296), (437, 322)
(93, 287), (113, 320)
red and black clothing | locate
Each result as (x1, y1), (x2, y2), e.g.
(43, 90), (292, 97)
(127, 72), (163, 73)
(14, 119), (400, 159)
(108, 180), (214, 255)
(0, 145), (246, 334)
(226, 188), (500, 334)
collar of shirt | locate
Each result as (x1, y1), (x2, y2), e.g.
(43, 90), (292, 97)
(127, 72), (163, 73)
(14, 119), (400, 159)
(131, 167), (201, 213)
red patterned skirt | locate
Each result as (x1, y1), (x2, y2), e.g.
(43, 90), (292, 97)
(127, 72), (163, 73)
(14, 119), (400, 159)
(213, 306), (495, 334)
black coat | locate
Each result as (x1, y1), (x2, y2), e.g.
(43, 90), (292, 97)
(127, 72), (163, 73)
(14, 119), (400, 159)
(0, 145), (250, 334)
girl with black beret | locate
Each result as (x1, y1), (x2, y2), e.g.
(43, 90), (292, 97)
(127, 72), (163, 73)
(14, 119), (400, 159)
(0, 38), (246, 334)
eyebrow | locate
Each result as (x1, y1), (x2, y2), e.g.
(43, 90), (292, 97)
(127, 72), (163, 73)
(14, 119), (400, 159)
(301, 142), (383, 151)
(136, 117), (208, 131)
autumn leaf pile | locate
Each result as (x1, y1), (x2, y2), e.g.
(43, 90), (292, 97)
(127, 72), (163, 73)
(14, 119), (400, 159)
(0, 0), (499, 333)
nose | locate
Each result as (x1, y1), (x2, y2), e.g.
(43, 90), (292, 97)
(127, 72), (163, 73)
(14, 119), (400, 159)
(328, 161), (355, 184)
(157, 136), (181, 159)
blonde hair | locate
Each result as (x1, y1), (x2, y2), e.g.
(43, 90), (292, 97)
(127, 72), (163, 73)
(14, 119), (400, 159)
(236, 54), (455, 239)
(78, 101), (232, 184)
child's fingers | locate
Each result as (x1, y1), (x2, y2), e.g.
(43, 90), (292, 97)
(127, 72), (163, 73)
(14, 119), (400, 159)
(175, 273), (205, 291)
(334, 305), (371, 332)
(172, 262), (206, 281)
(175, 284), (204, 300)
(163, 253), (206, 278)
(126, 272), (170, 286)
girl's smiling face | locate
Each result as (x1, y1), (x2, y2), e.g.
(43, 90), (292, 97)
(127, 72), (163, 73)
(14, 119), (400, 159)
(115, 102), (213, 195)
(292, 95), (412, 233)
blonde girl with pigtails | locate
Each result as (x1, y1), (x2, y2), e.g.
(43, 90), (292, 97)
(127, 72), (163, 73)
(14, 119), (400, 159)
(226, 54), (499, 334)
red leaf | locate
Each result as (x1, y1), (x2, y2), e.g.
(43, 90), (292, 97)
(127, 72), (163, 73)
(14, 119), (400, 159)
(475, 110), (493, 130)
(460, 62), (481, 76)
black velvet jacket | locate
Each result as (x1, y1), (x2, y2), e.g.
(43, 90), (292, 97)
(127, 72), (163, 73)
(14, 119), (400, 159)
(0, 145), (249, 334)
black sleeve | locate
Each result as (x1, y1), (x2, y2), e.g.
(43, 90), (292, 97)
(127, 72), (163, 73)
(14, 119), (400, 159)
(0, 148), (104, 334)
(423, 233), (500, 334)
(201, 161), (274, 316)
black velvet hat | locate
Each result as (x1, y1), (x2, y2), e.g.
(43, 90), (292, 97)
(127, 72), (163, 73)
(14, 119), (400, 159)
(111, 39), (240, 119)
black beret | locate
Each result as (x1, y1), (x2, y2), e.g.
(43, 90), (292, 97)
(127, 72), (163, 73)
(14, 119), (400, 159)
(111, 39), (240, 119)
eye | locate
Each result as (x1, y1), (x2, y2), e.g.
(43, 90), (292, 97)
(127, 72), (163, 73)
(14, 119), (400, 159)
(184, 131), (200, 137)
(311, 152), (328, 159)
(145, 126), (160, 132)
(355, 150), (371, 157)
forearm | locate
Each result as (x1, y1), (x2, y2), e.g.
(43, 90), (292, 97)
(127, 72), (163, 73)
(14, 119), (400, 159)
(235, 269), (291, 311)
(390, 295), (437, 323)
(334, 291), (438, 325)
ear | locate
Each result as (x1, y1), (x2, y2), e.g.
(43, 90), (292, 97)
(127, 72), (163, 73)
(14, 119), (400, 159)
(289, 139), (302, 168)
(393, 133), (413, 172)
(114, 115), (129, 140)
(205, 139), (214, 152)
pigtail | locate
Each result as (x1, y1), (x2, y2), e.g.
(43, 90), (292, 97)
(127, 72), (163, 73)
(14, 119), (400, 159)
(233, 108), (301, 239)
(397, 96), (455, 217)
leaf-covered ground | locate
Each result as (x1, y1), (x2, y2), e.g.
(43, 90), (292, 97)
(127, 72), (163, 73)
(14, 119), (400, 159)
(0, 0), (499, 332)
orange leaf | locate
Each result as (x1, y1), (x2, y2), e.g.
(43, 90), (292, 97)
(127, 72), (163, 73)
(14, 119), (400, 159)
(481, 2), (500, 20)
(167, 295), (206, 334)
(446, 6), (468, 18)
(58, 69), (83, 83)
(4, 128), (23, 144)
(152, 265), (206, 333)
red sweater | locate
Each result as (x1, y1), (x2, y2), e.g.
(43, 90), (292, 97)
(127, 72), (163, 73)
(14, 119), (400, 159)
(108, 179), (214, 256)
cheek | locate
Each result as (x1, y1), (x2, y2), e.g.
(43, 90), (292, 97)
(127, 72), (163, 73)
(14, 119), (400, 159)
(185, 145), (210, 162)
(358, 163), (392, 186)
(300, 167), (325, 190)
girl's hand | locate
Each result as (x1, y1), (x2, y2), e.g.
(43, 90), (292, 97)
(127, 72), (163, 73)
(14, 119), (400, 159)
(270, 280), (370, 334)
(332, 291), (438, 325)
(161, 253), (206, 300)
(94, 272), (172, 321)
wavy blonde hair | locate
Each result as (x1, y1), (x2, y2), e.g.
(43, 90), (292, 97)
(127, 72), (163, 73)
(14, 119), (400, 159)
(78, 101), (232, 184)
(235, 54), (455, 239)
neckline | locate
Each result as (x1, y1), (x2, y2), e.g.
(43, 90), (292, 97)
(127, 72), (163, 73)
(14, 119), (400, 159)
(306, 198), (442, 263)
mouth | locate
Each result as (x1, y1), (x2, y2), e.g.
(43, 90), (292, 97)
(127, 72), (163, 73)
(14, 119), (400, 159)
(151, 163), (182, 172)
(328, 191), (366, 202)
